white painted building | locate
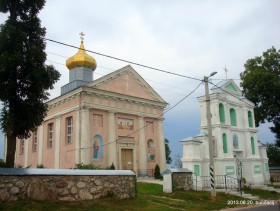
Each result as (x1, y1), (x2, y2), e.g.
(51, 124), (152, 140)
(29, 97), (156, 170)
(181, 80), (270, 189)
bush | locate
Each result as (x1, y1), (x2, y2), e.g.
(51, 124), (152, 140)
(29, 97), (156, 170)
(75, 163), (100, 170)
(154, 164), (162, 179)
(0, 160), (11, 168)
(110, 163), (115, 170)
(37, 164), (45, 168)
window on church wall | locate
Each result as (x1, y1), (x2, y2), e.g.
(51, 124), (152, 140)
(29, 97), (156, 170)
(230, 108), (237, 126)
(66, 117), (73, 144)
(233, 133), (239, 149)
(118, 118), (134, 130)
(92, 135), (104, 160)
(194, 165), (200, 176)
(93, 114), (103, 127)
(19, 139), (24, 155)
(147, 139), (155, 161)
(48, 123), (54, 148)
(146, 121), (154, 133)
(248, 111), (253, 128)
(222, 133), (228, 153)
(219, 103), (226, 123)
(251, 137), (255, 155)
(32, 129), (38, 152)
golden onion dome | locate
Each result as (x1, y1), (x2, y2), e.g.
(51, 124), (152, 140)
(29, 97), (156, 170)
(66, 41), (97, 70)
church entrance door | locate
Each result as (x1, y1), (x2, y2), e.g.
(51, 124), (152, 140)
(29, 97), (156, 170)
(121, 149), (133, 170)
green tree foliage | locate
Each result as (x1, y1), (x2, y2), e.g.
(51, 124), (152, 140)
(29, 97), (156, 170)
(165, 138), (172, 164)
(240, 47), (280, 146)
(0, 0), (60, 167)
(266, 143), (280, 167)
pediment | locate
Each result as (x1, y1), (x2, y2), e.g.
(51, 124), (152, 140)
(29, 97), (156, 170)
(88, 65), (166, 103)
(211, 79), (242, 96)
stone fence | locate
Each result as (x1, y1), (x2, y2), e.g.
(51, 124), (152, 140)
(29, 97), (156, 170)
(0, 168), (136, 201)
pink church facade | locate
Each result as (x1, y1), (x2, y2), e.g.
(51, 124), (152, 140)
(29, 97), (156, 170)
(11, 41), (168, 176)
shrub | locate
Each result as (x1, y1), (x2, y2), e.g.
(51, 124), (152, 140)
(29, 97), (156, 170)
(110, 163), (115, 170)
(154, 164), (161, 179)
(0, 160), (11, 168)
(37, 164), (45, 168)
(75, 163), (100, 170)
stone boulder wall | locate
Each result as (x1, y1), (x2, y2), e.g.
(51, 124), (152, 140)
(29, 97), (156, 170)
(0, 169), (136, 201)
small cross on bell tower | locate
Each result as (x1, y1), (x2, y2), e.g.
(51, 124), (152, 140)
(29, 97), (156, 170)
(79, 31), (85, 42)
(224, 66), (229, 80)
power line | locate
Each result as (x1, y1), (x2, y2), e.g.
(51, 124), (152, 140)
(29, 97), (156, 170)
(67, 81), (203, 153)
(45, 38), (203, 82)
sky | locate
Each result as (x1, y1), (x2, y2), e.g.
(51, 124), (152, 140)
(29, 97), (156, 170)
(0, 0), (279, 162)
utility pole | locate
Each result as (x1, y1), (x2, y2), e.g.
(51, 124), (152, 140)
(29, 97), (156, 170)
(204, 72), (217, 198)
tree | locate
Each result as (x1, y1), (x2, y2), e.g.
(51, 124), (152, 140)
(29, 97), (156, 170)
(240, 47), (280, 146)
(171, 153), (182, 168)
(266, 143), (280, 167)
(165, 138), (172, 164)
(0, 0), (60, 167)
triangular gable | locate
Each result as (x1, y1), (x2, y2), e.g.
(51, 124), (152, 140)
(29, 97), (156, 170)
(88, 65), (166, 103)
(225, 83), (237, 92)
(211, 79), (242, 96)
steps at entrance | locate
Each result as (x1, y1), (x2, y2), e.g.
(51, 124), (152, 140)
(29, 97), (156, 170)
(225, 190), (259, 200)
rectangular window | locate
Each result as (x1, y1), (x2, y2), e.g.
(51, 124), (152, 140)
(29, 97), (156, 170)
(146, 121), (154, 133)
(93, 114), (103, 127)
(32, 129), (38, 152)
(226, 166), (235, 175)
(194, 165), (200, 176)
(254, 165), (261, 174)
(20, 139), (24, 155)
(66, 117), (73, 144)
(48, 123), (54, 148)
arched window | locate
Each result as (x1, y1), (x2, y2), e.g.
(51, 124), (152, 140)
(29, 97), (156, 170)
(230, 108), (237, 126)
(219, 103), (226, 123)
(233, 134), (239, 149)
(248, 111), (253, 128)
(222, 133), (228, 153)
(251, 137), (255, 155)
(92, 135), (104, 159)
(147, 139), (155, 161)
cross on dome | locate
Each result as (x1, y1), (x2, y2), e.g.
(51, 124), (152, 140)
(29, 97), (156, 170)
(79, 31), (85, 42)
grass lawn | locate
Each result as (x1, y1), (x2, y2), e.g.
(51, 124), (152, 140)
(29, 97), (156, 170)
(244, 188), (280, 200)
(0, 182), (251, 211)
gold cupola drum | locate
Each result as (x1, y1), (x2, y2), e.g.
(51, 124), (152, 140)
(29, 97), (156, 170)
(61, 32), (97, 95)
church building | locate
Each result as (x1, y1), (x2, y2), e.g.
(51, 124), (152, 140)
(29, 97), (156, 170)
(181, 80), (270, 188)
(9, 37), (168, 176)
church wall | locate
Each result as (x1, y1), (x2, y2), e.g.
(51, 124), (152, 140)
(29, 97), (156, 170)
(42, 118), (56, 168)
(59, 111), (77, 169)
(89, 109), (109, 168)
(15, 139), (25, 167)
(96, 73), (156, 101)
(145, 118), (159, 174)
(27, 132), (39, 168)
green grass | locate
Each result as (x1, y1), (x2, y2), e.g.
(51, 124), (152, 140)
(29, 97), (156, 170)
(0, 182), (251, 211)
(244, 188), (280, 200)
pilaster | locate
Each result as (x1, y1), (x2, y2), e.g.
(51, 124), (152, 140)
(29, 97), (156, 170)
(107, 111), (117, 168)
(38, 125), (44, 165)
(158, 118), (166, 172)
(55, 116), (61, 168)
(80, 108), (90, 164)
(75, 109), (81, 164)
(138, 116), (147, 176)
